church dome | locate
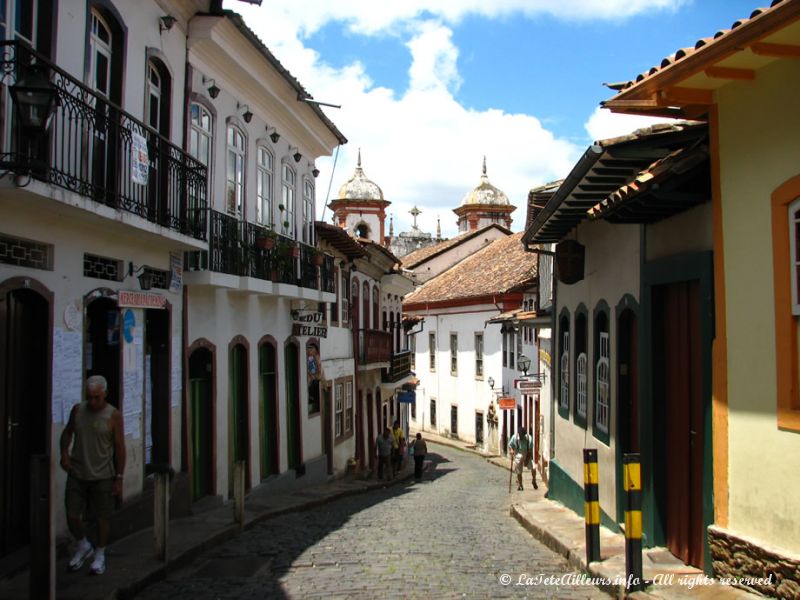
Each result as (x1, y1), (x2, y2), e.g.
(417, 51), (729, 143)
(337, 150), (384, 201)
(460, 157), (509, 206)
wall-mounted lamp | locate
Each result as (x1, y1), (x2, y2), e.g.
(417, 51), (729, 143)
(159, 15), (177, 33)
(238, 103), (252, 123)
(203, 77), (220, 99)
(293, 149), (302, 163)
(266, 126), (280, 143)
(129, 263), (153, 291)
(518, 354), (531, 377)
(487, 376), (495, 389)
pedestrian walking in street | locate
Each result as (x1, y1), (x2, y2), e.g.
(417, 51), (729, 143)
(508, 426), (535, 491)
(376, 427), (394, 481)
(60, 375), (126, 576)
(410, 432), (427, 481)
(391, 419), (405, 472)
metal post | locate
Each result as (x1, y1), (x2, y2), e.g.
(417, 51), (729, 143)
(30, 454), (52, 600)
(624, 453), (645, 593)
(583, 448), (601, 563)
(154, 471), (169, 561)
(233, 460), (245, 529)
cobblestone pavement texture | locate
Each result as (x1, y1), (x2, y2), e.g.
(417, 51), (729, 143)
(136, 443), (610, 599)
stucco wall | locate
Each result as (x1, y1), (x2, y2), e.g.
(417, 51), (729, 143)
(554, 220), (640, 520)
(717, 57), (800, 554)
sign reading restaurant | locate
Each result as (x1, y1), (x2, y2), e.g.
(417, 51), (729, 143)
(291, 310), (328, 338)
(118, 290), (167, 309)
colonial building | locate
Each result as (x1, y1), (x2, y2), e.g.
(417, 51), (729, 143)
(404, 233), (539, 456)
(524, 122), (713, 569)
(386, 206), (443, 259)
(603, 1), (800, 594)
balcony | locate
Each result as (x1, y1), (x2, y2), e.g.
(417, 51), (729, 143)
(185, 210), (334, 295)
(382, 350), (412, 383)
(0, 41), (207, 240)
(358, 329), (392, 366)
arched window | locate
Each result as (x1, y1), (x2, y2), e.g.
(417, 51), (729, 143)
(281, 163), (296, 237)
(257, 146), (273, 227)
(574, 310), (588, 427)
(558, 314), (570, 418)
(190, 103), (212, 167)
(226, 125), (245, 217)
(89, 9), (113, 98)
(372, 287), (379, 330)
(355, 222), (369, 239)
(594, 311), (610, 438)
(303, 178), (314, 243)
(146, 57), (171, 137)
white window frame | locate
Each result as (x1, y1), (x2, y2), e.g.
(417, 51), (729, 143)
(334, 382), (343, 438)
(145, 61), (161, 131)
(789, 198), (800, 315)
(344, 380), (353, 433)
(429, 332), (436, 372)
(474, 333), (483, 378)
(189, 103), (212, 167)
(450, 333), (458, 375)
(595, 332), (610, 433)
(282, 163), (296, 238)
(576, 352), (587, 420)
(226, 125), (245, 217)
(303, 178), (314, 244)
(89, 9), (112, 98)
(560, 330), (569, 412)
(3, 1), (38, 47)
(256, 146), (274, 228)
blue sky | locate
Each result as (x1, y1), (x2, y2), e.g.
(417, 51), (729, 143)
(230, 0), (761, 238)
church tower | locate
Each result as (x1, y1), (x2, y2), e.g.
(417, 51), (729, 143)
(453, 157), (515, 232)
(327, 150), (390, 243)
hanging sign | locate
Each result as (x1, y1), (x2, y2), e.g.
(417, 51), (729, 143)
(498, 396), (517, 410)
(292, 310), (327, 338)
(398, 391), (416, 403)
(169, 252), (183, 293)
(131, 132), (149, 185)
(118, 290), (167, 309)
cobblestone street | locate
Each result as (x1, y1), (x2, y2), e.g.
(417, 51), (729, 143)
(136, 443), (609, 599)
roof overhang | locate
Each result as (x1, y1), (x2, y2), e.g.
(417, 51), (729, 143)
(315, 222), (366, 260)
(602, 1), (800, 119)
(523, 123), (707, 244)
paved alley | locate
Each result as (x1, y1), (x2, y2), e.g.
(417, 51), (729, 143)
(135, 443), (609, 599)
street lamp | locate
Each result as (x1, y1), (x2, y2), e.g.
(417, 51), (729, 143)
(10, 63), (57, 133)
(518, 354), (531, 377)
(487, 376), (495, 389)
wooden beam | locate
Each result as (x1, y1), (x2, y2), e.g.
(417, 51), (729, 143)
(660, 87), (713, 106)
(750, 41), (800, 57)
(704, 66), (755, 80)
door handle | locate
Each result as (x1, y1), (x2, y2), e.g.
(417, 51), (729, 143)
(7, 419), (20, 437)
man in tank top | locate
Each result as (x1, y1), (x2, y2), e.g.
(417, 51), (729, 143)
(60, 375), (126, 575)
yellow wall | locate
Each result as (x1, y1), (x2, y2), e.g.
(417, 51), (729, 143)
(718, 57), (800, 553)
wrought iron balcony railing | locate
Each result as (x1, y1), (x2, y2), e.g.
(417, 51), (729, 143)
(185, 210), (334, 293)
(0, 41), (207, 239)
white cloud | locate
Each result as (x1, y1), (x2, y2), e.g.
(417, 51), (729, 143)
(584, 107), (677, 142)
(226, 1), (685, 238)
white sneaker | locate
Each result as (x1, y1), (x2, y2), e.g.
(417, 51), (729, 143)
(68, 544), (93, 572)
(89, 553), (106, 575)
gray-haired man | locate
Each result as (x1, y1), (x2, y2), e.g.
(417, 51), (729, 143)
(60, 375), (126, 575)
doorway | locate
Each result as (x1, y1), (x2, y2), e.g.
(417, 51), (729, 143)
(229, 343), (249, 491)
(285, 341), (301, 470)
(475, 412), (484, 446)
(653, 280), (704, 568)
(85, 296), (120, 407)
(188, 347), (213, 500)
(616, 306), (639, 524)
(367, 391), (375, 470)
(0, 285), (49, 558)
(258, 343), (279, 478)
(145, 308), (169, 467)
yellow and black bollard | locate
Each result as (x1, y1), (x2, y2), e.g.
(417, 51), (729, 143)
(583, 448), (600, 563)
(623, 453), (644, 593)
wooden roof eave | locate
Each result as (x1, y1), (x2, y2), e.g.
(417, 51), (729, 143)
(603, 1), (800, 113)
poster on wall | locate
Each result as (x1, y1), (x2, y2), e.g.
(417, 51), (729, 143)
(131, 132), (149, 185)
(169, 252), (182, 293)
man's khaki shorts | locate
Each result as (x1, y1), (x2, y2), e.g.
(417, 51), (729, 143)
(65, 476), (114, 520)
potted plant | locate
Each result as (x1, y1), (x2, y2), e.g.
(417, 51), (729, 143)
(311, 248), (325, 266)
(255, 229), (277, 250)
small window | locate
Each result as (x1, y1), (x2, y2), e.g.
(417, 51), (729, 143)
(474, 333), (483, 378)
(450, 333), (458, 375)
(334, 382), (343, 438)
(341, 270), (350, 325)
(595, 332), (610, 434)
(429, 332), (436, 371)
(502, 329), (508, 368)
(330, 267), (339, 325)
(344, 380), (354, 433)
(372, 287), (379, 330)
(430, 398), (437, 428)
(410, 335), (416, 370)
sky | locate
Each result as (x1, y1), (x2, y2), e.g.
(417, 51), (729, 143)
(226, 0), (760, 239)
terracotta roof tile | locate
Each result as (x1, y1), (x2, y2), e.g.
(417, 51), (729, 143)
(403, 232), (537, 306)
(401, 224), (510, 269)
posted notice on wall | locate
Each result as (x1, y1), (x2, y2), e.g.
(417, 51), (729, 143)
(131, 132), (149, 185)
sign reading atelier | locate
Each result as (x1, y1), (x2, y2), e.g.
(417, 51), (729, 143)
(292, 310), (328, 338)
(118, 290), (167, 309)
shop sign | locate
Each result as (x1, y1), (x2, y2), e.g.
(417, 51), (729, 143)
(498, 396), (516, 410)
(118, 290), (167, 309)
(398, 391), (415, 403)
(292, 310), (327, 338)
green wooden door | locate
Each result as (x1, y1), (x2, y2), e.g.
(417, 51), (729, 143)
(189, 347), (213, 501)
(259, 344), (278, 478)
(285, 343), (300, 469)
(230, 345), (248, 488)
